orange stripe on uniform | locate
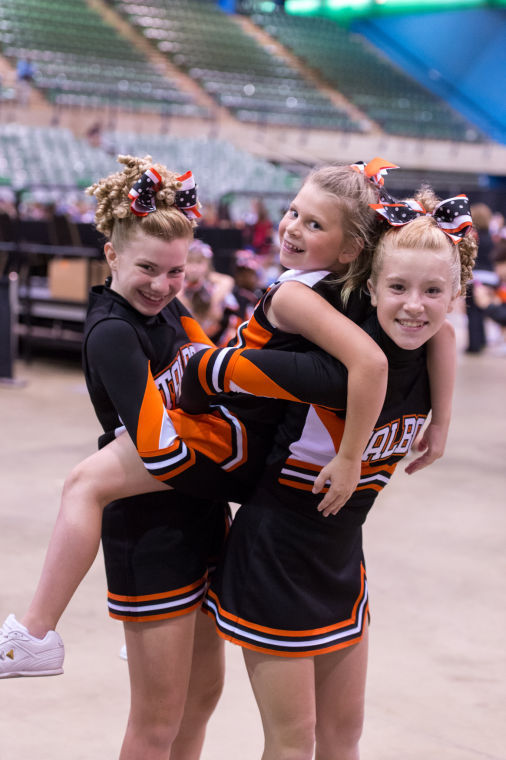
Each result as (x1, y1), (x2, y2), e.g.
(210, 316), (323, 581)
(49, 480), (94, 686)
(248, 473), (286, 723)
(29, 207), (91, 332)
(224, 351), (301, 401)
(109, 600), (202, 623)
(206, 565), (366, 637)
(180, 315), (215, 347)
(107, 576), (205, 602)
(234, 313), (275, 349)
(360, 461), (397, 476)
(136, 362), (168, 452)
(205, 614), (367, 658)
(278, 478), (316, 492)
(169, 407), (239, 466)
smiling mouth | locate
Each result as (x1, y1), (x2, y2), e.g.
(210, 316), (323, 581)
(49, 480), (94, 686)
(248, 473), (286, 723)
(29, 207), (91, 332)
(283, 239), (304, 254)
(396, 319), (427, 328)
(139, 291), (165, 304)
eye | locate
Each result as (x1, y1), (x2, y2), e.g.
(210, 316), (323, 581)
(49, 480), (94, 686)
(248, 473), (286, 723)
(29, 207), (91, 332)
(308, 220), (321, 230)
(287, 208), (298, 220)
(389, 283), (405, 292)
(139, 263), (154, 272)
(427, 286), (442, 295)
(169, 268), (185, 277)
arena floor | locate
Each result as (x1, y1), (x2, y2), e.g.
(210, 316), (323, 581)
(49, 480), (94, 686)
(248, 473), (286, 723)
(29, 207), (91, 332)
(0, 313), (505, 760)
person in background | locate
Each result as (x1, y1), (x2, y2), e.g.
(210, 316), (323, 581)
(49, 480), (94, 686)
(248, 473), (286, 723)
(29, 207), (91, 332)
(248, 199), (274, 256)
(466, 202), (494, 353)
(178, 239), (235, 341)
(473, 238), (506, 332)
(214, 249), (264, 346)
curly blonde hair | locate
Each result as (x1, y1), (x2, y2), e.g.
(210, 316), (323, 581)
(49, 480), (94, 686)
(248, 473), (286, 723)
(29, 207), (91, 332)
(370, 185), (477, 295)
(86, 155), (195, 248)
(304, 163), (383, 304)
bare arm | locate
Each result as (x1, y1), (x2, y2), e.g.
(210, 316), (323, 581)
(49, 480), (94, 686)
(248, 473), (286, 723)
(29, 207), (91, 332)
(268, 281), (388, 512)
(405, 320), (456, 475)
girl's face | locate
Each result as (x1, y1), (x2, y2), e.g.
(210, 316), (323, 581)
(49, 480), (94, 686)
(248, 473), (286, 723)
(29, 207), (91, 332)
(278, 181), (359, 274)
(105, 230), (188, 316)
(367, 245), (458, 350)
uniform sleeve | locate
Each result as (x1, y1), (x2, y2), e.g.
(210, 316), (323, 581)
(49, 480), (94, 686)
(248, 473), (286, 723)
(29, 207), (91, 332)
(180, 346), (348, 414)
(87, 319), (236, 496)
(86, 319), (156, 445)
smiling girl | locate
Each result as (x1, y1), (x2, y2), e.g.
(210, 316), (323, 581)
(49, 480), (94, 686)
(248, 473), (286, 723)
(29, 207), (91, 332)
(1, 166), (463, 760)
(200, 185), (477, 760)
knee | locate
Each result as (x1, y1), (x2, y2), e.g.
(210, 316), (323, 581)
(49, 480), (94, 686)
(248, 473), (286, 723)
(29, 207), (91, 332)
(315, 705), (364, 758)
(62, 459), (107, 510)
(266, 714), (315, 760)
(125, 710), (181, 752)
(187, 665), (225, 722)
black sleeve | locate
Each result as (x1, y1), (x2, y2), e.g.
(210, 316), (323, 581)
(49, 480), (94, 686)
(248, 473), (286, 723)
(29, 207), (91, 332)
(86, 319), (152, 446)
(180, 346), (348, 414)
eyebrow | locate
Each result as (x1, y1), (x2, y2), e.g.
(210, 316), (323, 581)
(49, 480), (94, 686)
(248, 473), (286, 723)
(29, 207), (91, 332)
(384, 273), (446, 283)
(291, 202), (325, 225)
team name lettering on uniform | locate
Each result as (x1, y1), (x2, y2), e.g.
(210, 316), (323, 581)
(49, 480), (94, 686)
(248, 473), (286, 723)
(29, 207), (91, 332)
(362, 415), (426, 462)
(156, 344), (197, 409)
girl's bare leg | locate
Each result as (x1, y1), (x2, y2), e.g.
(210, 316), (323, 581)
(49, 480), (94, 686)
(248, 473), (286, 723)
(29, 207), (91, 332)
(120, 613), (197, 760)
(243, 648), (316, 760)
(314, 628), (369, 760)
(169, 612), (225, 760)
(22, 434), (169, 637)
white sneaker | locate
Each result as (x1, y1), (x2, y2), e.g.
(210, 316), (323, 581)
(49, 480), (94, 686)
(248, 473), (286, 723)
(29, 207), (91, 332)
(0, 614), (64, 678)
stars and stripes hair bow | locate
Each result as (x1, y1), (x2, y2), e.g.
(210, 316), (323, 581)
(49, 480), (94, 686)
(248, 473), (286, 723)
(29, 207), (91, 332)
(128, 167), (162, 217)
(350, 157), (399, 187)
(175, 170), (201, 220)
(370, 189), (473, 244)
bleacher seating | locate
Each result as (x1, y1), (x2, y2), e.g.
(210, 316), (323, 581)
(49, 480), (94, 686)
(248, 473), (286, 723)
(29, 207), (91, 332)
(0, 125), (299, 216)
(247, 7), (484, 142)
(0, 0), (208, 117)
(111, 0), (361, 131)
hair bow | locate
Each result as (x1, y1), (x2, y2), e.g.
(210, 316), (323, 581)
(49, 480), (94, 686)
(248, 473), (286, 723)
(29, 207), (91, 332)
(370, 189), (473, 244)
(128, 167), (162, 217)
(350, 157), (399, 187)
(175, 170), (201, 220)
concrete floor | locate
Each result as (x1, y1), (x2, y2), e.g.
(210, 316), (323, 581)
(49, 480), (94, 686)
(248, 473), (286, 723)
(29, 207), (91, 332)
(0, 322), (505, 760)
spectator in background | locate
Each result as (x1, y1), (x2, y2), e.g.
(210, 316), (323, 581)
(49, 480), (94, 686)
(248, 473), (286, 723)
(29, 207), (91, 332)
(466, 203), (495, 353)
(179, 239), (235, 341)
(473, 238), (506, 340)
(215, 249), (264, 346)
(16, 59), (35, 106)
(248, 198), (273, 256)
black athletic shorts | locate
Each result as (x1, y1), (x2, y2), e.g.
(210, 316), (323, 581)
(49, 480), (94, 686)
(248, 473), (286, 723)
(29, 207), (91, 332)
(102, 490), (231, 622)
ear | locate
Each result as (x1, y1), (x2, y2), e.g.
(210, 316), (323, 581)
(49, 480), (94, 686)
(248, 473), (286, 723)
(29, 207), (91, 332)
(339, 237), (364, 264)
(103, 241), (118, 271)
(367, 277), (378, 307)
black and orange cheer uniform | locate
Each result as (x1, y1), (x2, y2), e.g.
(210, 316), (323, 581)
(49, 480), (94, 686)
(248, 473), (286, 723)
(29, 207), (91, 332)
(200, 311), (431, 657)
(83, 284), (230, 622)
(134, 269), (373, 502)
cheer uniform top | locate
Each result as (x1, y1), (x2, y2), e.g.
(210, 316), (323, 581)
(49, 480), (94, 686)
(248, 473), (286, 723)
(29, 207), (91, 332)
(133, 269), (373, 503)
(202, 312), (431, 657)
(83, 284), (230, 622)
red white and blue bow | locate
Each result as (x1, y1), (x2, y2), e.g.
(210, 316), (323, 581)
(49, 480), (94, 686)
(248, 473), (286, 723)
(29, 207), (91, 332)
(370, 189), (473, 244)
(350, 157), (399, 187)
(128, 167), (162, 217)
(175, 170), (201, 220)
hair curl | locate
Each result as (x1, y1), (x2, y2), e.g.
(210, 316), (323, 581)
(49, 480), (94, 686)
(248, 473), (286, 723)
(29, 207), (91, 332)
(86, 155), (195, 248)
(370, 185), (477, 295)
